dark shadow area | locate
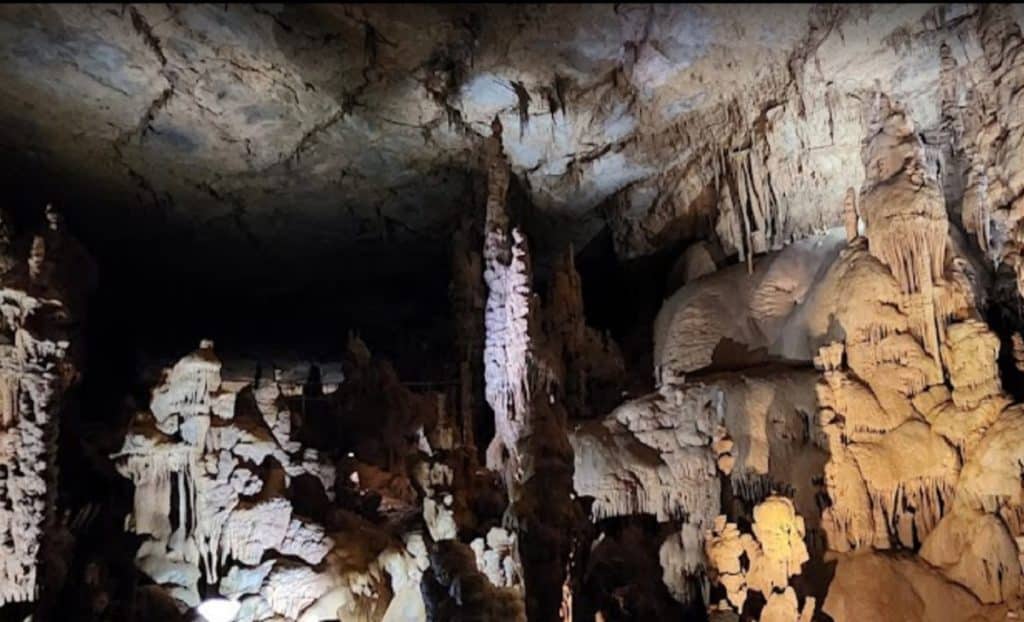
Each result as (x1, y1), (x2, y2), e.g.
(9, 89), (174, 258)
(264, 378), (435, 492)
(573, 227), (686, 397)
(580, 515), (702, 622)
(3, 158), (457, 375)
(987, 265), (1024, 401)
(0, 152), (461, 621)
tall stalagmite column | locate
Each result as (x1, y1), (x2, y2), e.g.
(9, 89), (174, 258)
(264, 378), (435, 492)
(0, 205), (94, 608)
(482, 116), (530, 490)
(481, 118), (579, 621)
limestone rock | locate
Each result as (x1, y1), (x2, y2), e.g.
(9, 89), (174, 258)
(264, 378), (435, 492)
(654, 231), (847, 378)
(822, 553), (1008, 622)
(0, 205), (92, 606)
(112, 341), (345, 616)
(705, 497), (812, 620)
(569, 383), (721, 524)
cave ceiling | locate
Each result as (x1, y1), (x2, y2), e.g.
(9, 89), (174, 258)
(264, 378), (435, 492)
(0, 3), (1018, 296)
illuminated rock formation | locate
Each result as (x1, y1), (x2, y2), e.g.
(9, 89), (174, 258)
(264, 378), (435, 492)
(860, 96), (948, 371)
(112, 341), (340, 611)
(569, 383), (722, 525)
(653, 230), (847, 379)
(646, 77), (1024, 617)
(962, 6), (1024, 292)
(481, 113), (634, 619)
(705, 497), (814, 621)
(482, 119), (532, 488)
(110, 338), (464, 622)
(822, 553), (1008, 622)
(0, 205), (94, 607)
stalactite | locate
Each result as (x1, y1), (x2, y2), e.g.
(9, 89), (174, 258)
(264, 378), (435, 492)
(866, 477), (957, 549)
(570, 383), (722, 526)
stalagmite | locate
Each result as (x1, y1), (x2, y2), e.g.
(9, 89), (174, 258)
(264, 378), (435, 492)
(470, 527), (521, 590)
(481, 117), (586, 621)
(544, 247), (625, 419)
(705, 497), (814, 621)
(482, 117), (531, 487)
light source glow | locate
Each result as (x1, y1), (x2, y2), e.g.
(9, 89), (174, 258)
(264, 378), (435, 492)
(197, 598), (241, 622)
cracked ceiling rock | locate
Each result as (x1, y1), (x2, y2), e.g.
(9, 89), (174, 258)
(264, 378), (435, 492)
(1, 4), (1016, 289)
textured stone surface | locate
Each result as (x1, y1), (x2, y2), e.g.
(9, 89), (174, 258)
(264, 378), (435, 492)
(1, 4), (1020, 289)
(0, 206), (93, 607)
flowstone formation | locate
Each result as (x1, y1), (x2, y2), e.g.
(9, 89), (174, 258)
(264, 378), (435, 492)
(578, 84), (1024, 620)
(961, 5), (1024, 298)
(0, 204), (94, 608)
